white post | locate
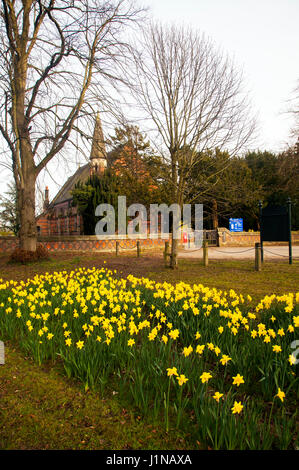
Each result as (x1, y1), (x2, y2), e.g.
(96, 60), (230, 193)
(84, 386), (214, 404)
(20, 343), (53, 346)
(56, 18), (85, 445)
(0, 341), (4, 365)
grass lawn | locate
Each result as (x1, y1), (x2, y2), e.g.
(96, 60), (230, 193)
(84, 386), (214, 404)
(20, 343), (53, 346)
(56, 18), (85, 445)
(0, 251), (298, 450)
(0, 343), (189, 450)
(1, 251), (298, 302)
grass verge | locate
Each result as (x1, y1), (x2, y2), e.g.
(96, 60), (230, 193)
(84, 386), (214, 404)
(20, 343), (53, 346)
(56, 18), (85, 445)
(0, 341), (192, 450)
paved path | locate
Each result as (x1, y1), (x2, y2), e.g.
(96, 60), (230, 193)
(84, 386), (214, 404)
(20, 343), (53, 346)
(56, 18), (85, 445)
(178, 245), (299, 260)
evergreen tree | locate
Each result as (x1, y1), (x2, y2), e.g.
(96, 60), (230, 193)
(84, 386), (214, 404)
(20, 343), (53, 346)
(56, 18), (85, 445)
(187, 149), (262, 230)
(0, 181), (20, 235)
(188, 148), (299, 231)
(71, 170), (121, 235)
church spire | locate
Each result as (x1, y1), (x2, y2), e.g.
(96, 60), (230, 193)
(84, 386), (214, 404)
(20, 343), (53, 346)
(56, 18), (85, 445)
(90, 111), (107, 175)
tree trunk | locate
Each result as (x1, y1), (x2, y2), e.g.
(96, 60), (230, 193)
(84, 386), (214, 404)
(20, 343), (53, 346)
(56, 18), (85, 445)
(18, 172), (37, 252)
(170, 236), (179, 268)
(11, 34), (37, 252)
(212, 199), (218, 230)
(169, 153), (179, 269)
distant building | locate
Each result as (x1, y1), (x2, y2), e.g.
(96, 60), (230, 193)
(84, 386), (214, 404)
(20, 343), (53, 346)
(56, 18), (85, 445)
(36, 112), (107, 236)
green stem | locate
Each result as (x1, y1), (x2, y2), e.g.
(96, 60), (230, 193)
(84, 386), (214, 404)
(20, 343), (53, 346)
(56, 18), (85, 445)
(215, 401), (220, 449)
(176, 385), (183, 429)
(268, 399), (275, 431)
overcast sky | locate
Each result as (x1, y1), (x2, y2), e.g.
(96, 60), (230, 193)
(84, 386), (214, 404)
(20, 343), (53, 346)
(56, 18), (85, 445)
(147, 0), (299, 152)
(1, 0), (298, 205)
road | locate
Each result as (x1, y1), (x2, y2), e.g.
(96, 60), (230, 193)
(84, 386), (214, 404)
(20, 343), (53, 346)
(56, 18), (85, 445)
(178, 245), (299, 260)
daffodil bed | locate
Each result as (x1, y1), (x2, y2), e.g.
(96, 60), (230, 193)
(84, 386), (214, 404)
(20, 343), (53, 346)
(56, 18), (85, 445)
(0, 267), (298, 450)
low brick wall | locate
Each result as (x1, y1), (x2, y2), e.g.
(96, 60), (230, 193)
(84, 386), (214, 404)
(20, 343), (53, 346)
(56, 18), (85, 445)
(39, 236), (168, 252)
(1, 231), (299, 253)
(218, 228), (299, 246)
(0, 236), (19, 253)
(0, 235), (169, 253)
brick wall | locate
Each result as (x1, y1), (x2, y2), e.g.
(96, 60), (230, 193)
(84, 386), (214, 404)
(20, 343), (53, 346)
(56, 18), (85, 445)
(0, 235), (169, 253)
(39, 236), (168, 252)
(36, 203), (82, 236)
(218, 228), (299, 246)
(0, 236), (19, 253)
(1, 231), (298, 253)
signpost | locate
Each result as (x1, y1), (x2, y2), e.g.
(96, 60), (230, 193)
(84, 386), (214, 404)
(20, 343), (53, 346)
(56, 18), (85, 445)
(259, 198), (292, 264)
(229, 218), (243, 232)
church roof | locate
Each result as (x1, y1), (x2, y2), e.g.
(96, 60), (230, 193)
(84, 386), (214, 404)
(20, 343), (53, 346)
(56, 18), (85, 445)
(37, 112), (109, 217)
(50, 113), (108, 207)
(90, 112), (106, 160)
(49, 163), (90, 207)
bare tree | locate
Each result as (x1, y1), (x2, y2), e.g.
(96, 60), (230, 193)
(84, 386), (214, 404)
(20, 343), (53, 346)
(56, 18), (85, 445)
(286, 79), (299, 142)
(130, 23), (257, 267)
(0, 0), (143, 251)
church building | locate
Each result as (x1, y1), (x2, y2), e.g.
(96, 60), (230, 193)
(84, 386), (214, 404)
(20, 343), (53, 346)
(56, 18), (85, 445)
(36, 113), (107, 236)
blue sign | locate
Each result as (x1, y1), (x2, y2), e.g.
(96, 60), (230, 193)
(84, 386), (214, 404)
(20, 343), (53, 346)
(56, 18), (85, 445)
(229, 218), (243, 232)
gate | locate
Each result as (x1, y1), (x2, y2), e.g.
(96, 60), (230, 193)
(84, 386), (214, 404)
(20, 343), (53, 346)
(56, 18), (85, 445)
(184, 229), (219, 248)
(204, 229), (219, 246)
